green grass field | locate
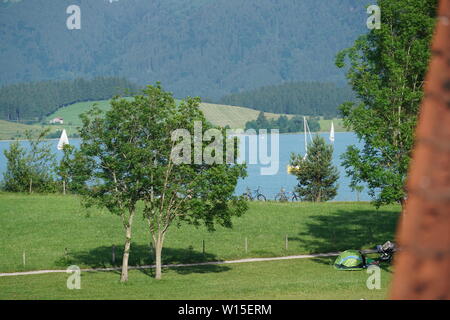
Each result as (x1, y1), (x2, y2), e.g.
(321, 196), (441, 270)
(0, 258), (392, 300)
(318, 118), (347, 132)
(0, 193), (399, 299)
(46, 99), (292, 130)
(0, 120), (61, 140)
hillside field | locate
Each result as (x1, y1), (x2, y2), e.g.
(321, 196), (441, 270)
(0, 99), (347, 140)
(46, 99), (293, 130)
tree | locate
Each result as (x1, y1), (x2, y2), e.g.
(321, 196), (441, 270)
(2, 129), (56, 193)
(335, 0), (437, 209)
(138, 86), (248, 280)
(74, 84), (247, 281)
(56, 144), (74, 195)
(289, 135), (339, 202)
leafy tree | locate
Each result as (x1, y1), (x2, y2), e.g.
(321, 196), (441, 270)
(74, 84), (247, 281)
(2, 129), (56, 193)
(56, 144), (74, 195)
(289, 135), (339, 202)
(335, 0), (437, 208)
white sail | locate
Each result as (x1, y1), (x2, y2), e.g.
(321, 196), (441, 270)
(329, 121), (335, 143)
(57, 129), (69, 150)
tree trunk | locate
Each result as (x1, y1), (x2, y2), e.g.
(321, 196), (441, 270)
(154, 233), (165, 280)
(29, 178), (32, 194)
(120, 212), (134, 282)
(63, 180), (66, 195)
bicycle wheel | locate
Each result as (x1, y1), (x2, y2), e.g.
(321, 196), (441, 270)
(257, 194), (266, 201)
(291, 194), (299, 202)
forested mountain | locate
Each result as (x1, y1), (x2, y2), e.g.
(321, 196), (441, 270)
(216, 82), (356, 118)
(0, 77), (138, 121)
(0, 0), (367, 99)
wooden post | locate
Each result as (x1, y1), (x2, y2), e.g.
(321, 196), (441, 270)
(285, 235), (288, 250)
(63, 180), (66, 195)
(112, 245), (116, 264)
(202, 240), (205, 255)
(22, 250), (26, 266)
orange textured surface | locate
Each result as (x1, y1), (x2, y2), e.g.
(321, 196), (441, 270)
(390, 0), (450, 299)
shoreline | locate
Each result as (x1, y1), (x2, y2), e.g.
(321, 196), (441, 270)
(0, 131), (352, 142)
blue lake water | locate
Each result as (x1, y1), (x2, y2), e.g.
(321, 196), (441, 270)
(0, 132), (369, 201)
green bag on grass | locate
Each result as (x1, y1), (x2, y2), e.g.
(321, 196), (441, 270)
(334, 250), (366, 270)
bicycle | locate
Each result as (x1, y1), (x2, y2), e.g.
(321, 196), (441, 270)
(274, 188), (289, 202)
(291, 191), (300, 202)
(242, 186), (266, 201)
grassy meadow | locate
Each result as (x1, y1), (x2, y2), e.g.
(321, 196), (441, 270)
(0, 258), (392, 300)
(46, 99), (292, 130)
(0, 193), (399, 299)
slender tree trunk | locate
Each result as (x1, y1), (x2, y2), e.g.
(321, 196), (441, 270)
(29, 178), (32, 194)
(120, 211), (134, 282)
(154, 232), (165, 280)
(63, 180), (66, 195)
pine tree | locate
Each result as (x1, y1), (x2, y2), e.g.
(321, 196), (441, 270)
(290, 135), (339, 202)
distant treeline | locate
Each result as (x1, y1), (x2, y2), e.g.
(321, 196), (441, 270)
(217, 82), (356, 118)
(0, 77), (139, 122)
(245, 112), (320, 133)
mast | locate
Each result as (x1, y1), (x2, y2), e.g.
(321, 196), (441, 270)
(303, 116), (307, 159)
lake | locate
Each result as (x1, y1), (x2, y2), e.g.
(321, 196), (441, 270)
(0, 132), (369, 201)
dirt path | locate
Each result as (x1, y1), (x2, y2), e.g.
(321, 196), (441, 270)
(0, 250), (377, 277)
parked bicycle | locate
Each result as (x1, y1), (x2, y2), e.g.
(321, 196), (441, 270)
(274, 188), (289, 202)
(274, 187), (300, 202)
(291, 191), (300, 202)
(242, 186), (266, 201)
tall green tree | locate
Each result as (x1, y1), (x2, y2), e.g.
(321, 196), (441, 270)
(290, 135), (339, 202)
(56, 144), (74, 195)
(335, 0), (437, 208)
(2, 129), (56, 193)
(74, 84), (247, 281)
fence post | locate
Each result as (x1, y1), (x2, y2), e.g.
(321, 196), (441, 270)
(22, 250), (26, 267)
(285, 235), (288, 250)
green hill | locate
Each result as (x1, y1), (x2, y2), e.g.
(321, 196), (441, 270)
(46, 99), (293, 130)
(0, 119), (60, 141)
(0, 99), (346, 140)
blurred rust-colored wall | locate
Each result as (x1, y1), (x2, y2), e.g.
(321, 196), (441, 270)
(390, 0), (450, 300)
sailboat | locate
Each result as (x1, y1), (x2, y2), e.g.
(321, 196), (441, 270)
(57, 129), (70, 150)
(329, 121), (335, 143)
(287, 116), (313, 174)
